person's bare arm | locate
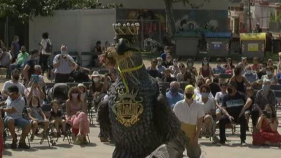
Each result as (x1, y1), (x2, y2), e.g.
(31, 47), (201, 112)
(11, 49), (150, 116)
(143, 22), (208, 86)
(27, 110), (37, 121)
(23, 64), (30, 83)
(82, 101), (87, 114)
(256, 115), (264, 130)
(39, 109), (47, 120)
(37, 84), (45, 100)
(2, 107), (17, 113)
(269, 119), (278, 132)
(65, 100), (71, 119)
(239, 97), (252, 117)
(196, 116), (203, 138)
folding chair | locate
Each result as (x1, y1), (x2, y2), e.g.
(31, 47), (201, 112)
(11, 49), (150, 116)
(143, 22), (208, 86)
(80, 52), (93, 67)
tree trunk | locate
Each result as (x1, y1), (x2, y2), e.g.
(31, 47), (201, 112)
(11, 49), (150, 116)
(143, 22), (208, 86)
(164, 0), (176, 36)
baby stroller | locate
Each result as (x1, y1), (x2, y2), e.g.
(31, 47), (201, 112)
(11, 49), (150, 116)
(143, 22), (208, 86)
(47, 83), (69, 104)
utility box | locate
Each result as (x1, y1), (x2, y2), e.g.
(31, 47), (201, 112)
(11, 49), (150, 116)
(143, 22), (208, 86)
(205, 32), (231, 57)
(240, 33), (266, 59)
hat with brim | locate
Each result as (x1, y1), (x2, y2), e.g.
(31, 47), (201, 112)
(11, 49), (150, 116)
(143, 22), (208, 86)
(91, 71), (100, 77)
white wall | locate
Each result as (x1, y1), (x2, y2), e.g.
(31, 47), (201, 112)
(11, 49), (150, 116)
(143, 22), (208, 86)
(101, 0), (228, 10)
(252, 5), (269, 29)
(29, 9), (116, 53)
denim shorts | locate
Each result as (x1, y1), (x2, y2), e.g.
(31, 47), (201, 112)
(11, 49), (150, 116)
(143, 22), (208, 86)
(4, 116), (30, 129)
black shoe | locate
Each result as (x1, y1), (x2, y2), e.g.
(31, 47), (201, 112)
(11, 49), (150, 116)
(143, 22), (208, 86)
(11, 140), (17, 149)
(18, 142), (30, 149)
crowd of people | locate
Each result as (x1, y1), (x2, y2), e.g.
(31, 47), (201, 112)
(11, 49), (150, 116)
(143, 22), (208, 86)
(0, 33), (281, 158)
(148, 46), (281, 157)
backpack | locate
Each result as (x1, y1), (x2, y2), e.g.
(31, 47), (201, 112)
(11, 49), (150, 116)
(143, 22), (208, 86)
(45, 39), (52, 53)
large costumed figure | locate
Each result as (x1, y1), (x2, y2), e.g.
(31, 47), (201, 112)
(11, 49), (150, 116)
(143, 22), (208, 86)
(98, 23), (186, 158)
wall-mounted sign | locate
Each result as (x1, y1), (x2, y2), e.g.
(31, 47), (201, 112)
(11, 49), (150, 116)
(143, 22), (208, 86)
(248, 43), (259, 52)
(212, 42), (222, 49)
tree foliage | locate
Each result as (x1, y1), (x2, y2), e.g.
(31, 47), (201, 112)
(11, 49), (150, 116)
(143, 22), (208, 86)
(0, 0), (122, 23)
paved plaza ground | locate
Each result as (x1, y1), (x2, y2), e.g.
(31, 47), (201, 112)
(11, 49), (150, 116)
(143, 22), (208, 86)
(1, 60), (281, 158)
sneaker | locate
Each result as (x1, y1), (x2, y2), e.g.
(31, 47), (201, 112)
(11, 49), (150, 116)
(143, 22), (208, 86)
(241, 141), (247, 146)
(11, 140), (17, 149)
(18, 142), (30, 149)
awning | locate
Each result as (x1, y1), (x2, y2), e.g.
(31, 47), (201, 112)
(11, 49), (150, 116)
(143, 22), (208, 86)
(240, 33), (266, 41)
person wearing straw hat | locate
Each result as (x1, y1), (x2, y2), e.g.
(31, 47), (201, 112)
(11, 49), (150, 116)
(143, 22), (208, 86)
(173, 85), (204, 158)
(90, 71), (105, 112)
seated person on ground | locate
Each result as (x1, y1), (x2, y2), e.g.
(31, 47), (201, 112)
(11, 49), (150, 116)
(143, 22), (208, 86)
(166, 81), (184, 109)
(50, 100), (66, 137)
(27, 96), (49, 142)
(197, 84), (218, 142)
(1, 86), (31, 149)
(1, 69), (25, 99)
(66, 87), (90, 145)
(219, 81), (252, 145)
(253, 104), (281, 147)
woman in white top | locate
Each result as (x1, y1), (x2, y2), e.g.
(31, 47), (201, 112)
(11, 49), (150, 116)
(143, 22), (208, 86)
(40, 32), (52, 75)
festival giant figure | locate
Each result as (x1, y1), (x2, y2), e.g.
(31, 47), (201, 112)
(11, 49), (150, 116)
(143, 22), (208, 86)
(98, 23), (186, 158)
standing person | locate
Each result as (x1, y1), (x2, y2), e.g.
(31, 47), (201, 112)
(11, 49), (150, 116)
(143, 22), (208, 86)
(53, 45), (77, 83)
(219, 81), (252, 145)
(173, 85), (204, 158)
(10, 36), (20, 63)
(22, 49), (39, 85)
(39, 32), (52, 75)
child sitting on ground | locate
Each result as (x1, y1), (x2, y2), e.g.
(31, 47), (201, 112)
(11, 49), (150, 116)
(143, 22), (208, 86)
(27, 96), (49, 141)
(50, 100), (66, 137)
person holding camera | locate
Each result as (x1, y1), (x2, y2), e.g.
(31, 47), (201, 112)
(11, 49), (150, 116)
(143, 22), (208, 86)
(252, 104), (281, 147)
(53, 45), (77, 83)
(24, 76), (45, 105)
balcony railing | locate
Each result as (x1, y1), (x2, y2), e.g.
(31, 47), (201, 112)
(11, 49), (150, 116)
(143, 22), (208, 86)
(269, 22), (281, 32)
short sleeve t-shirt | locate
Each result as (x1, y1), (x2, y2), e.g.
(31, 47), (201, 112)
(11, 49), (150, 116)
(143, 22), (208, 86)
(222, 92), (247, 119)
(50, 110), (62, 119)
(2, 80), (25, 95)
(17, 52), (29, 65)
(215, 91), (226, 106)
(5, 96), (25, 119)
(198, 97), (216, 114)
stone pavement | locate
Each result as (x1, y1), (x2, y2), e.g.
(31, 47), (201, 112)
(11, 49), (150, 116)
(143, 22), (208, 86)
(1, 60), (281, 158)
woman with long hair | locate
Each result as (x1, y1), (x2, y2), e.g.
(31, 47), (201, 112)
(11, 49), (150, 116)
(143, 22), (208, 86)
(253, 104), (281, 148)
(66, 87), (90, 144)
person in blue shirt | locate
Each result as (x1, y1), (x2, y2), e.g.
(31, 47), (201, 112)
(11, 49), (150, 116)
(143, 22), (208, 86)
(161, 46), (170, 62)
(212, 58), (226, 75)
(244, 66), (258, 84)
(166, 81), (184, 109)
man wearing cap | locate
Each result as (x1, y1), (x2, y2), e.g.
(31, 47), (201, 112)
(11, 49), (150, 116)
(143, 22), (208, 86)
(1, 86), (31, 149)
(173, 85), (204, 158)
(53, 45), (77, 83)
(219, 81), (252, 146)
(166, 81), (183, 109)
